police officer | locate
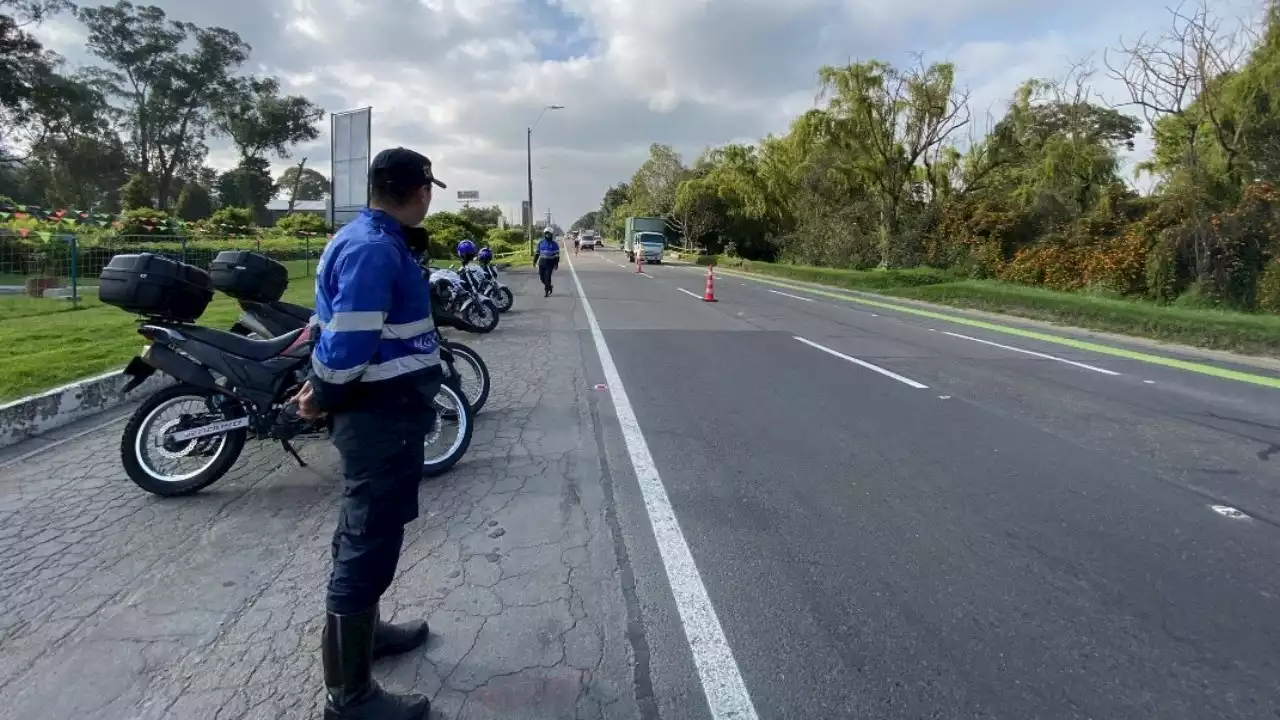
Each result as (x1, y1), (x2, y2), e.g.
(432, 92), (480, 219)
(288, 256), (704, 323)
(295, 147), (446, 720)
(536, 227), (560, 297)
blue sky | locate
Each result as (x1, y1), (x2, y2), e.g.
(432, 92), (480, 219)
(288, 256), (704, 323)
(31, 0), (1264, 222)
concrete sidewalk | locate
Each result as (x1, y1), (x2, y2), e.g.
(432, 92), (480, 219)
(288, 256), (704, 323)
(0, 269), (642, 719)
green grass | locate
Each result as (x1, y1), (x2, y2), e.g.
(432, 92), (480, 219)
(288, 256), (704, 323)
(0, 282), (318, 402)
(714, 257), (1280, 357)
(0, 257), (531, 402)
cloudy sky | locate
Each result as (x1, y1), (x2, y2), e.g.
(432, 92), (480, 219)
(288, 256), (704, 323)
(31, 0), (1262, 225)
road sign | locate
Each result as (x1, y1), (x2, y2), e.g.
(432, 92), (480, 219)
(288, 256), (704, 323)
(456, 190), (479, 201)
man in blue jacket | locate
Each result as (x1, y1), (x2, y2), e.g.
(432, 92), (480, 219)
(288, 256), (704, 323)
(536, 227), (560, 297)
(295, 147), (444, 720)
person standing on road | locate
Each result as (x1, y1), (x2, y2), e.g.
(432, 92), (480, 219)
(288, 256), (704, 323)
(294, 146), (446, 720)
(536, 227), (561, 297)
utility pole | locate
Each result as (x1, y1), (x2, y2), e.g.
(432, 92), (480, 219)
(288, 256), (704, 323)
(525, 104), (563, 255)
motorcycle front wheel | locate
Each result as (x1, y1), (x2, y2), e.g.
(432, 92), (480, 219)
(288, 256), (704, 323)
(463, 299), (500, 333)
(120, 384), (247, 497)
(492, 286), (514, 313)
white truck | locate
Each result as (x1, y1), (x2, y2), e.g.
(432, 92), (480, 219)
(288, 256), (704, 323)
(624, 217), (666, 264)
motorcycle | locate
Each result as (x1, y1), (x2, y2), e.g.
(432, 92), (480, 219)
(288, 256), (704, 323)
(428, 264), (500, 333)
(464, 262), (514, 314)
(230, 299), (490, 416)
(99, 253), (475, 497)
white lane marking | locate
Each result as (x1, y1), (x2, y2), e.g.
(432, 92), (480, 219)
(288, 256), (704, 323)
(0, 412), (130, 470)
(1211, 505), (1250, 520)
(768, 289), (813, 303)
(677, 288), (702, 299)
(941, 331), (1120, 376)
(1144, 380), (1155, 384)
(793, 336), (929, 389)
(566, 254), (759, 719)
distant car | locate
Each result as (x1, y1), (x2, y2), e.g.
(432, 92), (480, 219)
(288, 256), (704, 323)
(594, 237), (604, 247)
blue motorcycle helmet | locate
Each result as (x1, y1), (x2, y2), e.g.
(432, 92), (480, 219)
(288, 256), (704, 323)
(456, 238), (477, 260)
(477, 247), (493, 263)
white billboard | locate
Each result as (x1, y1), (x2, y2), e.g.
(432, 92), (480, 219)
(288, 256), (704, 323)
(456, 190), (479, 201)
(329, 107), (371, 228)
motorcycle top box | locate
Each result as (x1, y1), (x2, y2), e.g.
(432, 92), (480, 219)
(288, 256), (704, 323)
(98, 252), (214, 322)
(209, 250), (289, 302)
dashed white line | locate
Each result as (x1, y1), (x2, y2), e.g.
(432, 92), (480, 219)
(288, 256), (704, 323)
(941, 331), (1120, 376)
(768, 289), (813, 302)
(794, 336), (929, 389)
(1212, 505), (1250, 520)
(566, 254), (759, 720)
(677, 288), (702, 299)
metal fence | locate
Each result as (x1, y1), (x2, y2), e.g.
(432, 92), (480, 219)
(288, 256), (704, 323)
(0, 233), (323, 310)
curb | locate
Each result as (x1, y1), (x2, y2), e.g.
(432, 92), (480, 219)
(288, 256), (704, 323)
(0, 368), (173, 449)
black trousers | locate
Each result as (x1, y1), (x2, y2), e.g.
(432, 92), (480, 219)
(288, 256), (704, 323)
(326, 404), (433, 614)
(537, 257), (558, 288)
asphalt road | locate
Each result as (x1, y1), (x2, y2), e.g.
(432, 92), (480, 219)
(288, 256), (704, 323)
(567, 247), (1280, 720)
(4, 246), (1280, 719)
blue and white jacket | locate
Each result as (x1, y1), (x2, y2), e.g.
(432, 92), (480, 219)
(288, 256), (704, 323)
(537, 237), (560, 260)
(309, 209), (440, 412)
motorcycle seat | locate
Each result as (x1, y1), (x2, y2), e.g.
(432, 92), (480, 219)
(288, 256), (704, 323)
(269, 300), (314, 323)
(182, 325), (306, 361)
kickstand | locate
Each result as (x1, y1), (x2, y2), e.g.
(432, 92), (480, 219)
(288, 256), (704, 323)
(281, 439), (307, 466)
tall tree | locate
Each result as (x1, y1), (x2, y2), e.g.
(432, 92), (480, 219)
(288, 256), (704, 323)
(215, 155), (273, 219)
(214, 75), (322, 161)
(77, 1), (250, 209)
(275, 165), (327, 201)
(815, 59), (970, 266)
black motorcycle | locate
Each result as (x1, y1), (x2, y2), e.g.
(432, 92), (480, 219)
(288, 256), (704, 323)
(218, 251), (491, 414)
(100, 253), (474, 497)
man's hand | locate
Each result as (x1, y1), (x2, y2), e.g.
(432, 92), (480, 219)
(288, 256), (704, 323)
(294, 380), (326, 421)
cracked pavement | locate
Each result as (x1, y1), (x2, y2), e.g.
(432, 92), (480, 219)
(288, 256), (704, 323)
(0, 268), (644, 720)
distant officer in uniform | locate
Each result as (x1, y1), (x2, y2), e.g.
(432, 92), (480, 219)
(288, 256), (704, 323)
(295, 147), (446, 720)
(536, 227), (560, 297)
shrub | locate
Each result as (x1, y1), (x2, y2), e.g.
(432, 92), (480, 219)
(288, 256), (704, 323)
(1257, 260), (1280, 313)
(273, 212), (328, 236)
(203, 207), (255, 236)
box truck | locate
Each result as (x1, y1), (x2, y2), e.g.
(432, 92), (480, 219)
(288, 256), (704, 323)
(624, 217), (666, 264)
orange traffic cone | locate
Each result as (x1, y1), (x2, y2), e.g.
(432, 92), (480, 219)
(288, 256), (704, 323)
(703, 266), (717, 302)
(635, 252), (643, 273)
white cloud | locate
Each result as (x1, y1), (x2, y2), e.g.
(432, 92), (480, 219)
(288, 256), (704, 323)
(30, 0), (1267, 222)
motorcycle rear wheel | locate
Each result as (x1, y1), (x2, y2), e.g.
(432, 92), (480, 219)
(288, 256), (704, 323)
(121, 384), (247, 497)
(442, 340), (490, 413)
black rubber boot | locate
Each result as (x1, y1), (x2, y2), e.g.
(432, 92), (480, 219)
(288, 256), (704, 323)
(322, 609), (430, 720)
(372, 607), (429, 661)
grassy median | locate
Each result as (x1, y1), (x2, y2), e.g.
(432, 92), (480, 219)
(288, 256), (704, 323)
(712, 257), (1280, 357)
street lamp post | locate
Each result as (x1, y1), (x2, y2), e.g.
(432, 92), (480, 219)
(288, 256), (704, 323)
(526, 104), (563, 255)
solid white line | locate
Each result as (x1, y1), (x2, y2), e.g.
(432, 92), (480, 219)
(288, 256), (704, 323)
(0, 412), (130, 470)
(941, 331), (1119, 375)
(566, 254), (759, 719)
(794, 336), (929, 388)
(638, 272), (653, 278)
(768, 289), (813, 302)
(677, 288), (701, 299)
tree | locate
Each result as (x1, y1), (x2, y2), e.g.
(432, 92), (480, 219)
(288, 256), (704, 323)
(175, 181), (211, 220)
(77, 1), (250, 209)
(275, 165), (327, 201)
(629, 144), (687, 217)
(458, 204), (503, 230)
(670, 178), (723, 249)
(215, 156), (273, 219)
(570, 210), (600, 231)
(120, 172), (150, 209)
(814, 59), (970, 266)
(214, 75), (322, 161)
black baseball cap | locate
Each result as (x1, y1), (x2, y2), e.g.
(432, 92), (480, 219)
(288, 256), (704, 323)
(369, 147), (447, 192)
